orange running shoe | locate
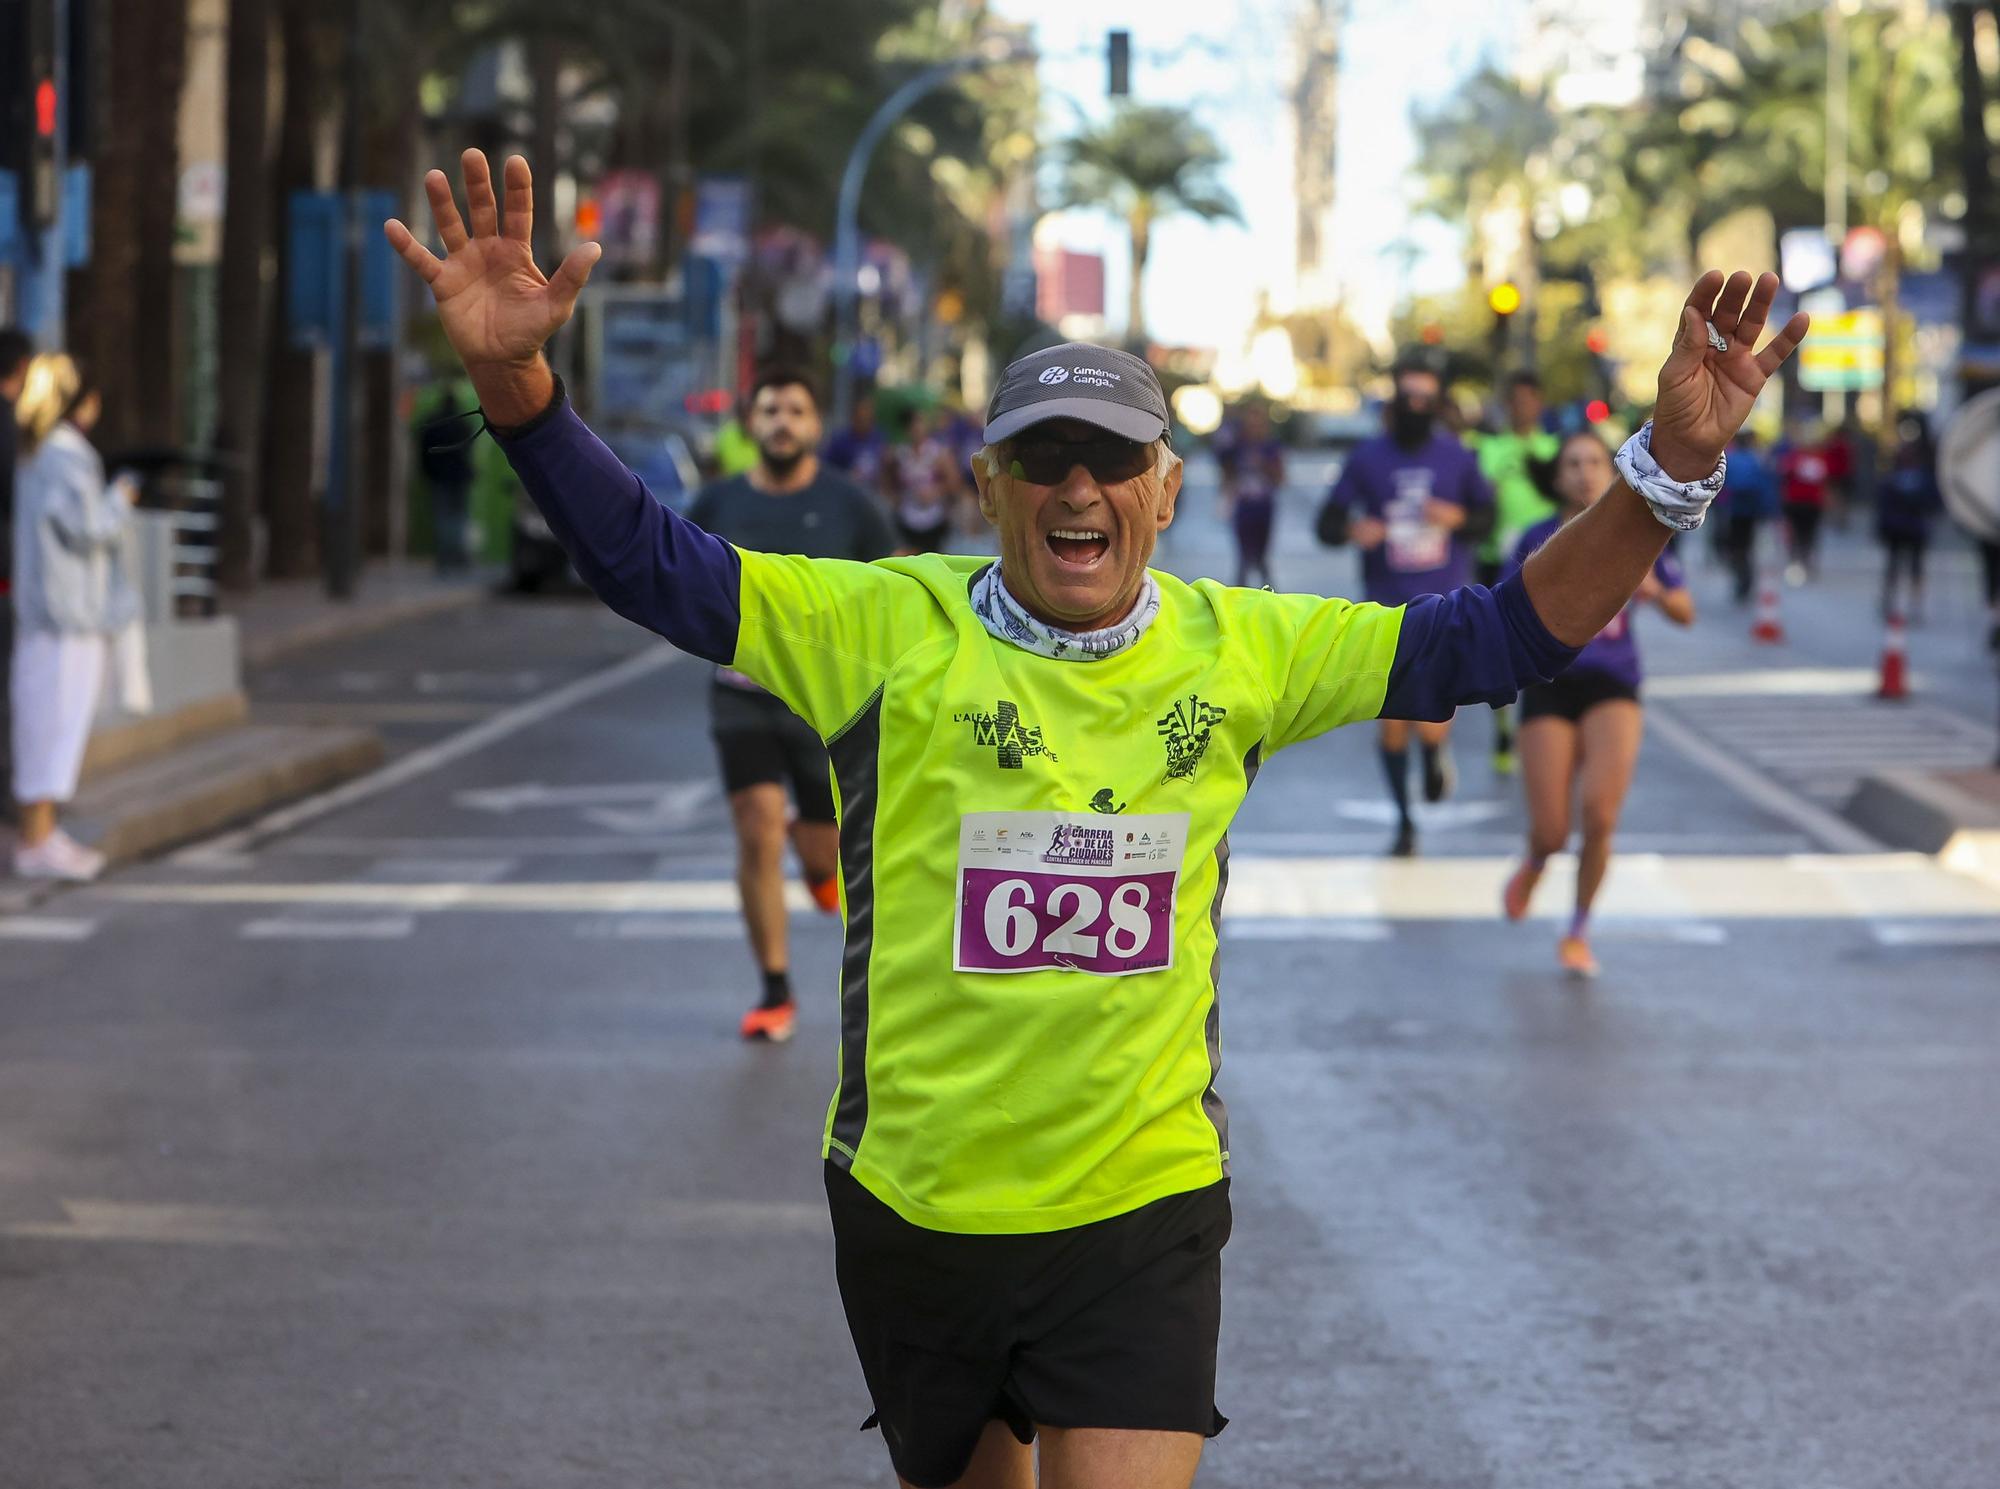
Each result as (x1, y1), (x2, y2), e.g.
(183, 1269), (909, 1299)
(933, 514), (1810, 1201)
(1557, 936), (1599, 980)
(1502, 862), (1542, 922)
(740, 1001), (797, 1043)
(808, 873), (841, 914)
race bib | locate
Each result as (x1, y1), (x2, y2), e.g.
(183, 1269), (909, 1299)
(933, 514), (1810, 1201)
(1386, 516), (1447, 573)
(955, 811), (1189, 976)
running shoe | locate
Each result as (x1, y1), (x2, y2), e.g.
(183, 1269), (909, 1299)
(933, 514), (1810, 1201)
(1422, 745), (1456, 804)
(1389, 822), (1417, 859)
(740, 1001), (797, 1043)
(12, 830), (106, 883)
(1557, 936), (1599, 980)
(1491, 748), (1517, 778)
(1502, 862), (1541, 922)
(808, 873), (841, 914)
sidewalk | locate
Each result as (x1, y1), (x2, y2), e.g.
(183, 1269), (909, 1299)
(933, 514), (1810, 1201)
(6, 565), (498, 893)
(227, 564), (502, 666)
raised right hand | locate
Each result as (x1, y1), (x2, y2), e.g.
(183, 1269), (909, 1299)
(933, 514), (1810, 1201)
(384, 151), (601, 419)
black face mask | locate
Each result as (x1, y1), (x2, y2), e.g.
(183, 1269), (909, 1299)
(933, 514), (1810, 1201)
(1390, 395), (1436, 450)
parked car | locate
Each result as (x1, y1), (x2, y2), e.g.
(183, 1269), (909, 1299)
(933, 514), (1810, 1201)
(1290, 406), (1382, 454)
(510, 425), (701, 593)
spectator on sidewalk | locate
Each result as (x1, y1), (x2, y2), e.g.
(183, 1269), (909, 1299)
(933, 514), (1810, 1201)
(10, 354), (138, 882)
(1715, 427), (1778, 604)
(1876, 409), (1941, 623)
(1776, 421), (1831, 585)
(0, 328), (32, 829)
(414, 376), (477, 572)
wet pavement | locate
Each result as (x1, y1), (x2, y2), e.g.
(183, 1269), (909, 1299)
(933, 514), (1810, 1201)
(3, 458), (1997, 1487)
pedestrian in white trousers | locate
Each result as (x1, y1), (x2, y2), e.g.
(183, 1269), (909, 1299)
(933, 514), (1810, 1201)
(10, 354), (137, 881)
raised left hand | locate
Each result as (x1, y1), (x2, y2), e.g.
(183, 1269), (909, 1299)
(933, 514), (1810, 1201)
(1651, 271), (1809, 483)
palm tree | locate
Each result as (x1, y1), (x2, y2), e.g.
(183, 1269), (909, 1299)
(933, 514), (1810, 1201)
(1058, 105), (1240, 345)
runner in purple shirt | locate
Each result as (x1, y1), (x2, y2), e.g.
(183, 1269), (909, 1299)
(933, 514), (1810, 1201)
(1499, 429), (1695, 978)
(1214, 403), (1285, 588)
(1317, 356), (1495, 856)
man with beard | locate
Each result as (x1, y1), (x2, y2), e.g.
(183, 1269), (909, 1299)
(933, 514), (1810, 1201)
(686, 367), (898, 1041)
(1317, 352), (1494, 856)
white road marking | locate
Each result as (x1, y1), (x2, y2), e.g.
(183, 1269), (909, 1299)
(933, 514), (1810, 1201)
(1649, 668), (1888, 698)
(3, 1199), (284, 1246)
(100, 854), (2000, 922)
(1227, 918), (1392, 941)
(1330, 799), (1507, 829)
(240, 916), (416, 940)
(454, 779), (716, 814)
(174, 645), (680, 864)
(251, 834), (738, 857)
(1870, 921), (2000, 948)
(360, 858), (515, 884)
(0, 916), (98, 941)
(1645, 704), (1884, 852)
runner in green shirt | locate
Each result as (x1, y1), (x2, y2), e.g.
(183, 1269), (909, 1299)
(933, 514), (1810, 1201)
(1474, 371), (1560, 775)
(387, 151), (1808, 1489)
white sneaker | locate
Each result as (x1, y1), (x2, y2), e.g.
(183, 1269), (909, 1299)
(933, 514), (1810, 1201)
(13, 830), (106, 882)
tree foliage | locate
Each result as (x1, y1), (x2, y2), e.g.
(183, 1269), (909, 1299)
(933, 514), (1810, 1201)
(1057, 104), (1241, 343)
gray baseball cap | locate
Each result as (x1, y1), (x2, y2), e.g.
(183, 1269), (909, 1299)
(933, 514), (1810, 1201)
(983, 343), (1170, 446)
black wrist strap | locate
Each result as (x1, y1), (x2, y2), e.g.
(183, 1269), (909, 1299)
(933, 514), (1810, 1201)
(484, 373), (568, 441)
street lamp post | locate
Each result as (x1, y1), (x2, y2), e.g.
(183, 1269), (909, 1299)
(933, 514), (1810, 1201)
(831, 46), (1027, 427)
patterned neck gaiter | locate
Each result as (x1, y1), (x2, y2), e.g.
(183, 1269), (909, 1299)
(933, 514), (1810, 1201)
(969, 563), (1162, 662)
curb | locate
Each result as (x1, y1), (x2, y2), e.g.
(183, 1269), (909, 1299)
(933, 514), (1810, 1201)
(238, 583), (496, 667)
(1844, 768), (2000, 888)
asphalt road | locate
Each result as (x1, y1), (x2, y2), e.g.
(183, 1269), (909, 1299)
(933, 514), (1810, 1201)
(4, 462), (1998, 1488)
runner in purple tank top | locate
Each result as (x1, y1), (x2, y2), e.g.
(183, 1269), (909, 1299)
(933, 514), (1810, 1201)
(1499, 430), (1695, 977)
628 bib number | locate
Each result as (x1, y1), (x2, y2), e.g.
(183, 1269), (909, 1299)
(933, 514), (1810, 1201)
(953, 811), (1187, 977)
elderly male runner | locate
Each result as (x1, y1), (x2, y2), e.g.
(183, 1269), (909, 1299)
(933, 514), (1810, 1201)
(387, 152), (1806, 1489)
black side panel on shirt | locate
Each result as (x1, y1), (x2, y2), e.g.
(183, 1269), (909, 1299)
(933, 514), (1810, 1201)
(1199, 744), (1259, 1173)
(827, 690), (886, 1162)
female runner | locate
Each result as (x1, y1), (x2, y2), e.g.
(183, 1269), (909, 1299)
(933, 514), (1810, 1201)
(1502, 428), (1694, 976)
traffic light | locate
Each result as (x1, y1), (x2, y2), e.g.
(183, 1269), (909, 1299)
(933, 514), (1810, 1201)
(4, 0), (61, 232)
(1107, 30), (1131, 97)
(1487, 282), (1521, 317)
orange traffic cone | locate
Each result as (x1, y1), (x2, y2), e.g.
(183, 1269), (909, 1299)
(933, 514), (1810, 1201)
(1750, 568), (1785, 643)
(1877, 610), (1909, 700)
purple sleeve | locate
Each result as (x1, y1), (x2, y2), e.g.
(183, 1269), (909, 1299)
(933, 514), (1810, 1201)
(494, 394), (741, 664)
(1655, 545), (1687, 590)
(1379, 575), (1581, 721)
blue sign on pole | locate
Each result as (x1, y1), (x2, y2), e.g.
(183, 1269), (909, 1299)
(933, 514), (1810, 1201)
(357, 188), (399, 349)
(287, 191), (342, 347)
(61, 165), (91, 267)
(0, 172), (19, 265)
(288, 189), (399, 347)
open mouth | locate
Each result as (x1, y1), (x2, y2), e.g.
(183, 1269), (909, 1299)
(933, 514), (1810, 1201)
(1046, 527), (1111, 568)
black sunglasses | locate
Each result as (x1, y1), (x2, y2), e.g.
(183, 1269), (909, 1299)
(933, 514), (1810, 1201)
(1005, 433), (1158, 487)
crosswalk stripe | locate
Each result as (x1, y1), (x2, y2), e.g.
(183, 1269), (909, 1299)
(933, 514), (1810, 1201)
(239, 916), (416, 940)
(101, 854), (2000, 923)
(0, 916), (98, 941)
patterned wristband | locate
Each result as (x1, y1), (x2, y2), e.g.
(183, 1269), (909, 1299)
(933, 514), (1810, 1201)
(1614, 420), (1727, 533)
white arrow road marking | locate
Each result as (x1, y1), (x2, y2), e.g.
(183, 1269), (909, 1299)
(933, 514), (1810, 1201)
(174, 646), (681, 864)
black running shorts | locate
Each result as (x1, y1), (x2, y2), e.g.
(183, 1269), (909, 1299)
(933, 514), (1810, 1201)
(1519, 667), (1640, 724)
(709, 683), (837, 822)
(825, 1163), (1230, 1489)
